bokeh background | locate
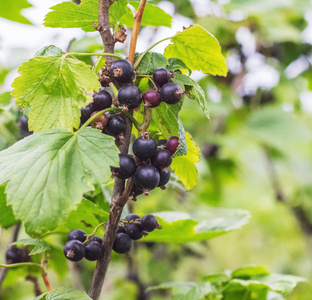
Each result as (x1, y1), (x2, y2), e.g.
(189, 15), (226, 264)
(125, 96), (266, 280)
(0, 0), (312, 299)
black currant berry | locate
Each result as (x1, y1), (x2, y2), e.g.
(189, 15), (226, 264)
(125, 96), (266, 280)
(113, 233), (132, 254)
(125, 223), (144, 240)
(80, 103), (94, 125)
(130, 184), (144, 201)
(160, 82), (183, 105)
(109, 59), (135, 84)
(19, 116), (32, 137)
(117, 226), (126, 234)
(85, 241), (104, 261)
(67, 229), (87, 243)
(125, 213), (141, 222)
(151, 149), (172, 170)
(90, 111), (108, 130)
(141, 214), (161, 232)
(132, 133), (157, 161)
(166, 136), (179, 154)
(117, 84), (142, 110)
(143, 90), (161, 108)
(135, 165), (160, 193)
(158, 167), (171, 187)
(153, 67), (171, 87)
(156, 139), (167, 148)
(63, 240), (85, 262)
(93, 90), (112, 111)
(111, 154), (137, 179)
(6, 246), (29, 264)
(89, 236), (102, 244)
(104, 115), (125, 137)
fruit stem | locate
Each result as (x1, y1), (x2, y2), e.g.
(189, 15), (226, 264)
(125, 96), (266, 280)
(85, 222), (106, 244)
(122, 111), (141, 131)
(139, 107), (152, 135)
(136, 74), (158, 89)
(64, 52), (123, 59)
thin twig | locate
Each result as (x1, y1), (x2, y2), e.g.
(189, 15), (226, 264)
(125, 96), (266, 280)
(139, 107), (152, 135)
(26, 275), (42, 296)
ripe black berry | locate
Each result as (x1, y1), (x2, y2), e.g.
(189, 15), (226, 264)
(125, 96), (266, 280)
(153, 67), (170, 87)
(160, 82), (183, 105)
(125, 223), (144, 240)
(109, 59), (135, 84)
(85, 241), (103, 261)
(104, 115), (125, 137)
(80, 103), (94, 125)
(158, 167), (171, 187)
(143, 90), (161, 108)
(125, 213), (141, 222)
(67, 229), (87, 243)
(93, 90), (112, 111)
(118, 84), (142, 110)
(111, 154), (137, 179)
(6, 246), (29, 264)
(151, 149), (172, 170)
(166, 136), (179, 154)
(141, 214), (161, 232)
(89, 236), (102, 244)
(63, 240), (85, 262)
(135, 165), (160, 192)
(156, 139), (167, 148)
(19, 116), (32, 137)
(117, 226), (126, 234)
(90, 111), (108, 130)
(113, 233), (132, 254)
(130, 184), (144, 200)
(132, 133), (157, 161)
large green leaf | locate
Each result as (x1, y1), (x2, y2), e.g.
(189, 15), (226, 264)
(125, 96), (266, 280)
(0, 127), (119, 236)
(164, 24), (228, 76)
(44, 0), (128, 31)
(0, 185), (17, 228)
(0, 0), (32, 24)
(140, 208), (250, 243)
(134, 52), (168, 75)
(12, 238), (51, 255)
(35, 288), (92, 300)
(12, 55), (100, 132)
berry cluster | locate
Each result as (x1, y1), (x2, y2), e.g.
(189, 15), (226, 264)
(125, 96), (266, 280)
(5, 246), (30, 264)
(63, 229), (103, 262)
(113, 214), (161, 254)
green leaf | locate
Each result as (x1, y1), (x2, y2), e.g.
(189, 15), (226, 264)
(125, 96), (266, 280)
(134, 52), (168, 75)
(35, 288), (92, 300)
(120, 3), (172, 28)
(0, 186), (17, 228)
(0, 92), (12, 106)
(0, 0), (32, 24)
(232, 266), (270, 280)
(164, 24), (228, 76)
(171, 132), (200, 190)
(35, 45), (63, 57)
(12, 55), (100, 132)
(44, 0), (128, 31)
(140, 208), (250, 243)
(0, 127), (119, 236)
(167, 58), (191, 74)
(12, 238), (51, 255)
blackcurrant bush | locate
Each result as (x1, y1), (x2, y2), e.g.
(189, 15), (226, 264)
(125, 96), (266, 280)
(111, 154), (137, 179)
(63, 240), (85, 262)
(141, 214), (161, 232)
(117, 226), (126, 234)
(125, 223), (144, 240)
(80, 103), (94, 125)
(125, 213), (141, 222)
(117, 84), (142, 110)
(109, 59), (135, 84)
(113, 233), (132, 254)
(166, 136), (179, 154)
(6, 246), (29, 264)
(90, 111), (108, 130)
(132, 133), (157, 161)
(160, 82), (183, 105)
(158, 167), (171, 187)
(85, 241), (103, 261)
(153, 67), (171, 87)
(135, 165), (160, 192)
(93, 90), (112, 111)
(104, 115), (125, 137)
(143, 90), (161, 108)
(156, 139), (167, 148)
(151, 149), (172, 170)
(67, 229), (87, 243)
(89, 236), (102, 244)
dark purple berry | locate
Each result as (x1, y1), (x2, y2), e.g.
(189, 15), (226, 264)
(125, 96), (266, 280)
(113, 233), (132, 254)
(166, 136), (179, 154)
(135, 165), (160, 192)
(156, 139), (167, 148)
(143, 90), (161, 108)
(93, 90), (112, 111)
(67, 229), (87, 243)
(80, 103), (94, 125)
(125, 214), (141, 222)
(104, 115), (125, 137)
(109, 59), (135, 84)
(160, 82), (183, 105)
(153, 67), (170, 87)
(151, 149), (172, 170)
(6, 246), (29, 264)
(111, 154), (137, 179)
(125, 223), (144, 240)
(63, 240), (85, 262)
(85, 241), (103, 261)
(130, 184), (144, 200)
(132, 133), (157, 161)
(118, 84), (142, 110)
(90, 111), (108, 130)
(89, 236), (102, 244)
(141, 214), (161, 232)
(117, 226), (126, 234)
(158, 167), (170, 187)
(19, 116), (32, 137)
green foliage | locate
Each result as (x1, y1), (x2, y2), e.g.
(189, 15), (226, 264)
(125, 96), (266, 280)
(0, 185), (17, 228)
(12, 238), (51, 255)
(135, 52), (168, 75)
(0, 128), (119, 236)
(0, 0), (32, 24)
(35, 288), (92, 300)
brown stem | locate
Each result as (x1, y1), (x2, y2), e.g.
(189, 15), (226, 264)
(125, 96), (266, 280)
(128, 0), (147, 64)
(26, 275), (42, 296)
(139, 107), (151, 136)
(42, 274), (52, 292)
